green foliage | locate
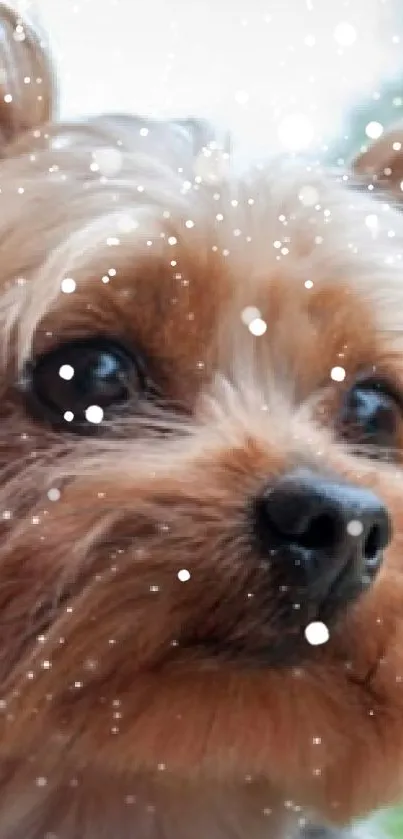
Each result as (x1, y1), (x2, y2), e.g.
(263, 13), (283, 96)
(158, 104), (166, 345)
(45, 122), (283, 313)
(378, 807), (403, 839)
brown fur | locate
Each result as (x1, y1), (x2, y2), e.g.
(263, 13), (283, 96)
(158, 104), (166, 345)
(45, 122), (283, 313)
(353, 123), (403, 198)
(0, 5), (402, 838)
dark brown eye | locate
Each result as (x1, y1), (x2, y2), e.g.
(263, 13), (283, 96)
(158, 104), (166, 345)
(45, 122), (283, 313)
(339, 379), (401, 454)
(21, 338), (146, 432)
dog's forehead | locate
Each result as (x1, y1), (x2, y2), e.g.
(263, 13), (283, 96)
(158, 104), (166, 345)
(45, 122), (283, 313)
(29, 239), (380, 406)
(10, 154), (403, 400)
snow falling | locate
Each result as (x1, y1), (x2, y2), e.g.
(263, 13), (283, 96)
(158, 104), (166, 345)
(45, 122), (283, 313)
(330, 366), (346, 382)
(37, 0), (403, 162)
(305, 622), (330, 646)
(6, 6), (403, 826)
(346, 519), (364, 537)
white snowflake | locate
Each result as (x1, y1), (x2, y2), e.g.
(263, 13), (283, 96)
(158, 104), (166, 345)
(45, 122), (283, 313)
(304, 622), (329, 646)
(92, 147), (123, 178)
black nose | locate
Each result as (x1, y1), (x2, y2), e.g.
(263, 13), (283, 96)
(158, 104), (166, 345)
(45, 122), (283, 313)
(254, 468), (391, 602)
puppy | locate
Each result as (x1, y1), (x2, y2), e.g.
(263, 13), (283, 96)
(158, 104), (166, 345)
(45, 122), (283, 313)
(1, 5), (403, 838)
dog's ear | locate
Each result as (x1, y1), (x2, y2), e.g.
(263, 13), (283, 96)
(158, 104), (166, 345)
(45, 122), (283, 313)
(352, 125), (403, 197)
(0, 2), (56, 148)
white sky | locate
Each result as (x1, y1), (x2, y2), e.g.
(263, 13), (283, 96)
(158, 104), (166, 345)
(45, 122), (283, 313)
(27, 0), (403, 159)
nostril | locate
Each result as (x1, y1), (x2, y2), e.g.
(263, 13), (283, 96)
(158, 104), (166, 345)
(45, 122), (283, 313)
(363, 523), (383, 562)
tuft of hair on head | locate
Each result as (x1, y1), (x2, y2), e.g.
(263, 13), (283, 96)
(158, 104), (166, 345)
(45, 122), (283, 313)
(352, 123), (403, 199)
(0, 0), (57, 149)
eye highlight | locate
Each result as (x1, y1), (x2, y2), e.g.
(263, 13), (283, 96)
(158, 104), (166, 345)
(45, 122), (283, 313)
(339, 377), (402, 455)
(21, 337), (148, 432)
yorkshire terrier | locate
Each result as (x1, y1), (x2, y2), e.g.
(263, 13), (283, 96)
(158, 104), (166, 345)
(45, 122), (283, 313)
(1, 4), (403, 838)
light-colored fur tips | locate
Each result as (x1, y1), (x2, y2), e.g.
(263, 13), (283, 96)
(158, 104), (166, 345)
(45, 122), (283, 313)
(0, 1), (56, 147)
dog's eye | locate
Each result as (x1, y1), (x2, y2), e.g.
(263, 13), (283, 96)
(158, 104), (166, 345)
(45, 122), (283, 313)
(23, 338), (146, 430)
(339, 379), (401, 453)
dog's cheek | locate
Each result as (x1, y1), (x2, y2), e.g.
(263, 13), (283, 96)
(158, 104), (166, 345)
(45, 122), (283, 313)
(299, 566), (403, 823)
(308, 473), (403, 818)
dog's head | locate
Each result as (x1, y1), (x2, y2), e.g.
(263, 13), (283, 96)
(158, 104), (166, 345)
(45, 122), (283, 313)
(1, 4), (403, 834)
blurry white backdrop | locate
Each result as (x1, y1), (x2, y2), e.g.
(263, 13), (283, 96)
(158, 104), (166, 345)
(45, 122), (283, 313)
(22, 0), (403, 160)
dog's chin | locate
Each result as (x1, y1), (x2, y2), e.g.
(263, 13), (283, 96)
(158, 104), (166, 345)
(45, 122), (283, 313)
(181, 570), (373, 671)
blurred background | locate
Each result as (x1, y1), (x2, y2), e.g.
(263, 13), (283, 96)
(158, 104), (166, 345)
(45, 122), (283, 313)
(32, 0), (403, 169)
(22, 0), (403, 833)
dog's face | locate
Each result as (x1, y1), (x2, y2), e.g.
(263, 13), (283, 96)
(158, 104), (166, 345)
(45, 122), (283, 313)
(2, 5), (403, 835)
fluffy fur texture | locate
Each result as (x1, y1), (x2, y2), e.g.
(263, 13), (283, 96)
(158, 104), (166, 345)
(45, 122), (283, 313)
(0, 5), (403, 838)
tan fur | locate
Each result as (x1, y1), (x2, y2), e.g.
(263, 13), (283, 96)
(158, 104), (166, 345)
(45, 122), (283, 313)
(0, 4), (402, 838)
(353, 122), (403, 198)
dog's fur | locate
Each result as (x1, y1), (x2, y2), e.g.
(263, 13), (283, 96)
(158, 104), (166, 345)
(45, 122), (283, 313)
(1, 5), (403, 838)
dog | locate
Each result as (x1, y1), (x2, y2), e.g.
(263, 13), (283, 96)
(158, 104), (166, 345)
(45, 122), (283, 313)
(1, 4), (403, 838)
